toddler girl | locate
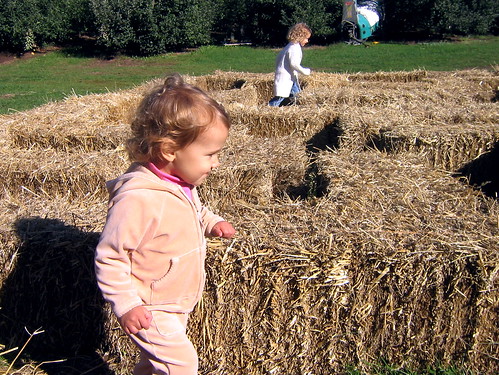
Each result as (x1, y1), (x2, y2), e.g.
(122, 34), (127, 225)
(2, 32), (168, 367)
(95, 73), (235, 375)
(269, 22), (312, 107)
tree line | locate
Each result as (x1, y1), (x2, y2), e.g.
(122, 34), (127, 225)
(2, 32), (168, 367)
(0, 0), (497, 56)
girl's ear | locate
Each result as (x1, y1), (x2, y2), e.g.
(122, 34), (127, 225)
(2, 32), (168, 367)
(162, 150), (176, 162)
(159, 139), (177, 162)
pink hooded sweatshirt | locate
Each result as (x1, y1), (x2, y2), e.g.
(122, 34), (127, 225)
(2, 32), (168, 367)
(95, 162), (224, 318)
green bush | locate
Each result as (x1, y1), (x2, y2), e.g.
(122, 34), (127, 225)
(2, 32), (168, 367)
(382, 0), (499, 39)
(0, 0), (498, 55)
(280, 0), (343, 44)
(90, 0), (219, 55)
(0, 0), (38, 52)
(0, 0), (95, 53)
(430, 0), (499, 36)
(234, 0), (342, 46)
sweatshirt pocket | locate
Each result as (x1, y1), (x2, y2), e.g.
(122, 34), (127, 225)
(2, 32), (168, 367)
(152, 257), (179, 290)
(149, 247), (204, 307)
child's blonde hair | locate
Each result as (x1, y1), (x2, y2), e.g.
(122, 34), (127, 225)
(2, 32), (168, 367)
(287, 23), (312, 43)
(127, 73), (230, 163)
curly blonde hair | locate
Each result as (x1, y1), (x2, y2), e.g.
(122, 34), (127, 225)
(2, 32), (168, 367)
(127, 73), (230, 164)
(287, 23), (312, 43)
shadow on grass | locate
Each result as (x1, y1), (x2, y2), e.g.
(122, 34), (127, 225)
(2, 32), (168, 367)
(0, 217), (113, 375)
(60, 39), (116, 60)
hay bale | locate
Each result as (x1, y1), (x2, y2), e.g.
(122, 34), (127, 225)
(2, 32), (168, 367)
(201, 131), (309, 208)
(300, 72), (348, 89)
(228, 105), (339, 139)
(337, 103), (499, 170)
(301, 69), (496, 108)
(188, 150), (498, 374)
(0, 148), (129, 200)
(190, 201), (353, 374)
(209, 84), (260, 107)
(311, 150), (498, 373)
(195, 71), (274, 103)
(1, 69), (498, 375)
(3, 90), (138, 152)
(345, 69), (429, 83)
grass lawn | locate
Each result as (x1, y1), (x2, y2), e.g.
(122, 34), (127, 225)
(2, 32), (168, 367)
(0, 36), (498, 114)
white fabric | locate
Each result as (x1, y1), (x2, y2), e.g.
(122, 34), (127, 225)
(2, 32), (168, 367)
(273, 42), (310, 97)
(358, 7), (380, 27)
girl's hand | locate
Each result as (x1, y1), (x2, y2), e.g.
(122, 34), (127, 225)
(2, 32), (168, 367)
(211, 221), (236, 239)
(119, 306), (152, 335)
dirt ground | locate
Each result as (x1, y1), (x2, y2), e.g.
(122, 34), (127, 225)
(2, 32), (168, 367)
(0, 52), (35, 64)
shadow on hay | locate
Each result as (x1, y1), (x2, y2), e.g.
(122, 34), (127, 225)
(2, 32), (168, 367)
(0, 217), (114, 375)
(287, 121), (343, 199)
(454, 141), (499, 200)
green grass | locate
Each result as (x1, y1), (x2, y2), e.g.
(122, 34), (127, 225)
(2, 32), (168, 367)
(1, 37), (498, 114)
(307, 38), (499, 72)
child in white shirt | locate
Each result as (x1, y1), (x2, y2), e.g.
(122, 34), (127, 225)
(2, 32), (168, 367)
(269, 23), (312, 107)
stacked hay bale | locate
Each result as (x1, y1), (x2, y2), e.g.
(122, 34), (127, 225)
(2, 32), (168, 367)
(190, 151), (498, 374)
(196, 70), (274, 103)
(0, 68), (497, 375)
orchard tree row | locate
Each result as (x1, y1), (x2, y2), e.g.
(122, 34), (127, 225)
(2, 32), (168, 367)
(0, 0), (497, 56)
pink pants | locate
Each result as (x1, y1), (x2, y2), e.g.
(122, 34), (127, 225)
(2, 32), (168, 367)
(130, 310), (198, 375)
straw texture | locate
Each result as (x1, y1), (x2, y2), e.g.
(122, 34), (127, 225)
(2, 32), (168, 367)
(0, 69), (497, 374)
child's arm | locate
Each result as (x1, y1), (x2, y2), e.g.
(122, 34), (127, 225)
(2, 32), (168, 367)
(289, 45), (311, 75)
(95, 195), (150, 318)
(194, 188), (235, 238)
